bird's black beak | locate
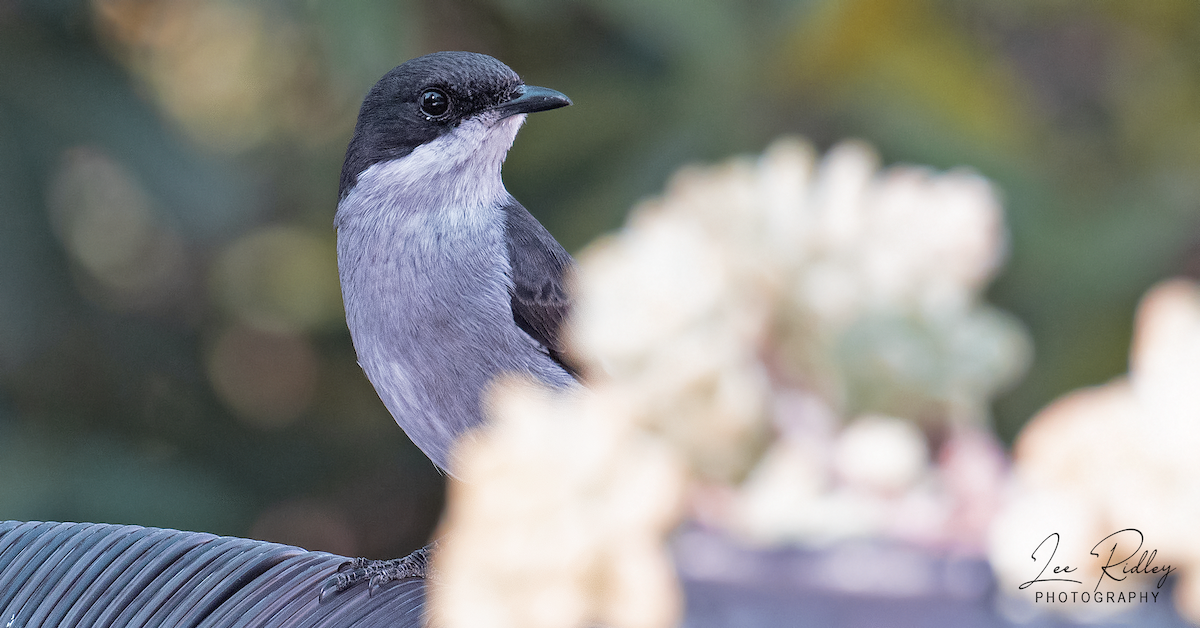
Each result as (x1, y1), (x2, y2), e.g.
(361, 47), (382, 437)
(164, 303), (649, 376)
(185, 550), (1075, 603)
(494, 85), (572, 119)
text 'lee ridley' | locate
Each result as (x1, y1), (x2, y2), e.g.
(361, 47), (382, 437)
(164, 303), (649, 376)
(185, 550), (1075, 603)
(1019, 529), (1174, 604)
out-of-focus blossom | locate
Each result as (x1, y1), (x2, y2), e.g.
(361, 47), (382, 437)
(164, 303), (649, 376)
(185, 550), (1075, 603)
(732, 408), (1008, 552)
(46, 147), (189, 314)
(431, 380), (686, 628)
(990, 278), (1200, 622)
(433, 139), (1029, 628)
(574, 140), (1027, 437)
(834, 414), (929, 493)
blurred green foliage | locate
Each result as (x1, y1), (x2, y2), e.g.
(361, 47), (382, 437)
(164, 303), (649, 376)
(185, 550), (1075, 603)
(1, 0), (1198, 553)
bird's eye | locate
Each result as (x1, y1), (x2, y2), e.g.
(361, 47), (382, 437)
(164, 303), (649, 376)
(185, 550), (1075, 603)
(419, 89), (450, 118)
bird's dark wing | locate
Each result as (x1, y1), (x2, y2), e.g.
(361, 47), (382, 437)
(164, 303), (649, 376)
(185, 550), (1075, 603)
(502, 198), (580, 378)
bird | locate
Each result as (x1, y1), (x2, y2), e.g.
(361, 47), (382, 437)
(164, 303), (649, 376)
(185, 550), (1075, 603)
(327, 51), (578, 595)
(336, 51), (577, 470)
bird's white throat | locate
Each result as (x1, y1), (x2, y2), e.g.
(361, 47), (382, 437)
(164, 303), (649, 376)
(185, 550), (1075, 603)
(336, 112), (527, 232)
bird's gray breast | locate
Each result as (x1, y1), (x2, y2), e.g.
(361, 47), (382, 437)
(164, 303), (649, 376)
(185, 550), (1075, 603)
(335, 157), (569, 471)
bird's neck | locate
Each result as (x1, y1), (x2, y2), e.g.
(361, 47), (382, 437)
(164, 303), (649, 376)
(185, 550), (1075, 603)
(335, 114), (526, 230)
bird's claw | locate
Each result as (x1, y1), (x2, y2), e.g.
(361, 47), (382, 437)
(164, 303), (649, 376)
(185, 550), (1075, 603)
(319, 544), (435, 602)
(319, 574), (352, 603)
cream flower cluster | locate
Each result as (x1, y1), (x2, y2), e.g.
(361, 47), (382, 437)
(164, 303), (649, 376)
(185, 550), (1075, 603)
(990, 278), (1200, 623)
(431, 139), (1030, 628)
(431, 383), (686, 628)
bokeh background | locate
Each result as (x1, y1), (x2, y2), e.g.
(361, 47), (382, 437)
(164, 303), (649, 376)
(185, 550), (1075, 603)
(2, 0), (1199, 565)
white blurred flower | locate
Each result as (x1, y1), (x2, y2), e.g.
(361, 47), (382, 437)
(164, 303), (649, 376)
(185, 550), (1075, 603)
(834, 414), (929, 494)
(992, 278), (1200, 621)
(431, 380), (685, 628)
(572, 137), (1026, 474)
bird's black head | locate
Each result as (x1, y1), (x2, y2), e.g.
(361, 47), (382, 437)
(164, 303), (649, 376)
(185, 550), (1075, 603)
(338, 51), (571, 199)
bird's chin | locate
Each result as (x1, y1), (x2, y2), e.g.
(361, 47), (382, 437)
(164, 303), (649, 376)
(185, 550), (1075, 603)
(474, 114), (526, 160)
(493, 111), (528, 129)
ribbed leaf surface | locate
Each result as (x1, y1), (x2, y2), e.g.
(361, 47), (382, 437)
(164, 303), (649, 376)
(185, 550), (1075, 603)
(0, 521), (424, 628)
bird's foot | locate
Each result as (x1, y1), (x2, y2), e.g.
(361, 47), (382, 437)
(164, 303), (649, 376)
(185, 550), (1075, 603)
(320, 543), (435, 601)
